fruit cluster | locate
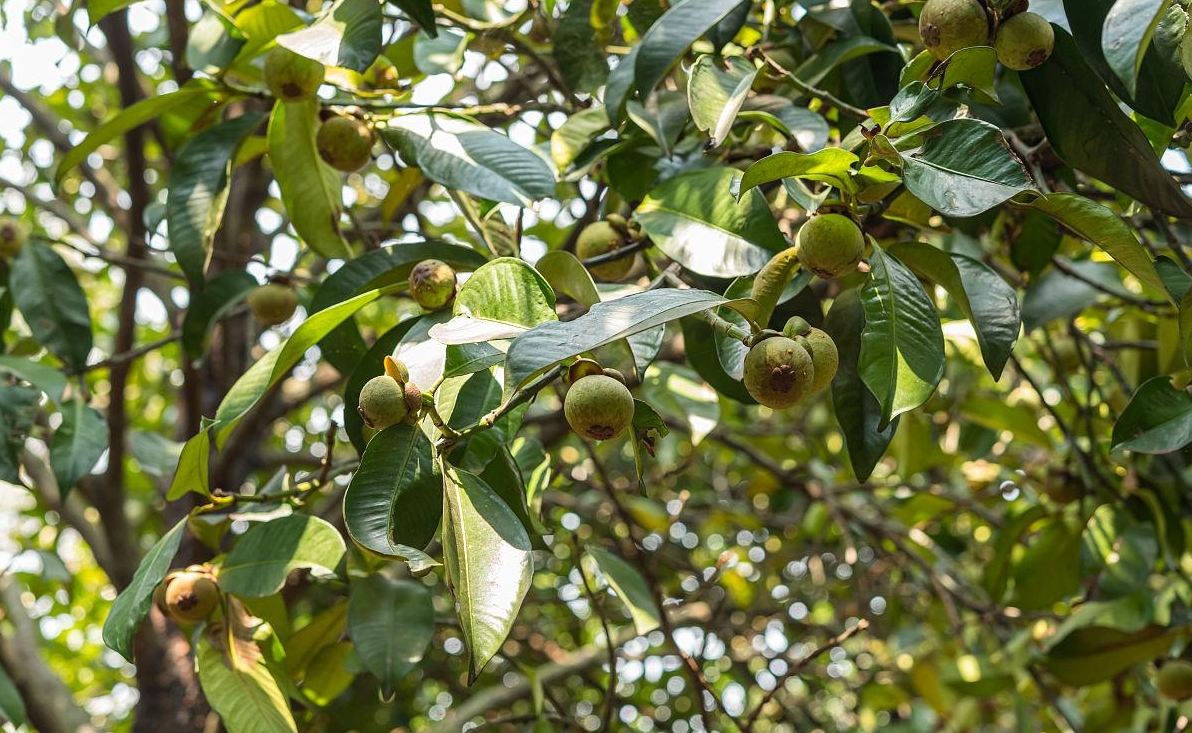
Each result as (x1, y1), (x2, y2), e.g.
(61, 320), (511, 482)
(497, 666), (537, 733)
(358, 356), (423, 430)
(919, 0), (1055, 70)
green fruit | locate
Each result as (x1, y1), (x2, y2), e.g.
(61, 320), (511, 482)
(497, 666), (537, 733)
(576, 221), (634, 281)
(797, 328), (839, 394)
(564, 374), (635, 441)
(602, 367), (627, 385)
(994, 12), (1054, 70)
(1158, 659), (1192, 701)
(164, 571), (220, 623)
(782, 316), (812, 338)
(263, 46), (325, 101)
(743, 336), (815, 409)
(919, 0), (989, 61)
(316, 114), (375, 172)
(408, 259), (457, 310)
(795, 214), (864, 279)
(358, 374), (409, 429)
(247, 283), (299, 326)
(0, 217), (26, 258)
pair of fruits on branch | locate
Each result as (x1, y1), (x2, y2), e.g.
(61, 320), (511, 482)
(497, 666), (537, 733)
(153, 565), (221, 624)
(575, 215), (642, 282)
(263, 46), (375, 172)
(920, 0), (1054, 70)
(358, 356), (424, 430)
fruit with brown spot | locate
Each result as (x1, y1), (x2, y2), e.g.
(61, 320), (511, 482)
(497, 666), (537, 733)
(564, 374), (635, 441)
(743, 336), (815, 408)
(263, 46), (325, 101)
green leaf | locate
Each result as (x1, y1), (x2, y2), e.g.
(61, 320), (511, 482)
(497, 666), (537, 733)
(0, 384), (36, 484)
(555, 0), (610, 94)
(182, 270), (259, 359)
(452, 257), (557, 328)
(1021, 259), (1122, 332)
(680, 316), (755, 404)
(736, 149), (861, 199)
(441, 465), (533, 684)
(0, 355), (68, 404)
(1180, 287), (1192, 367)
(549, 108), (610, 174)
(267, 100), (349, 259)
(49, 399), (107, 497)
(285, 601), (347, 679)
(344, 424), (443, 556)
(958, 396), (1051, 448)
(1082, 505), (1159, 600)
(825, 290), (897, 481)
(1022, 192), (1169, 300)
(688, 55), (757, 148)
(391, 0), (436, 36)
(504, 289), (732, 391)
(276, 0), (381, 72)
(210, 283), (400, 437)
(413, 28), (467, 75)
(167, 114), (264, 288)
(859, 248), (945, 424)
(196, 633), (297, 733)
(740, 95), (830, 152)
(1043, 625), (1185, 687)
(795, 35), (898, 87)
(0, 662), (24, 727)
(640, 362), (720, 445)
(1020, 27), (1192, 217)
(56, 84), (218, 185)
(88, 0), (135, 24)
(102, 518), (187, 661)
(167, 431), (211, 500)
(1111, 375), (1192, 454)
(1010, 519), (1082, 610)
(634, 0), (749, 94)
(218, 514), (346, 597)
(635, 167), (788, 278)
(887, 242), (1020, 380)
(348, 576), (434, 692)
(11, 243), (93, 371)
(187, 12), (245, 75)
(586, 546), (661, 634)
(1102, 0), (1173, 97)
(899, 118), (1035, 218)
(383, 113), (556, 206)
(535, 251), (600, 308)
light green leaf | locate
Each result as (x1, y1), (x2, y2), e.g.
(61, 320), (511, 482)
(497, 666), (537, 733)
(11, 243), (93, 371)
(267, 100), (349, 259)
(587, 546), (661, 634)
(167, 431), (211, 500)
(344, 424), (442, 556)
(452, 257), (557, 328)
(218, 514), (347, 597)
(635, 167), (788, 278)
(859, 248), (945, 424)
(196, 633), (297, 733)
(49, 399), (107, 497)
(535, 251), (600, 308)
(347, 575), (435, 692)
(736, 148), (860, 198)
(441, 465), (533, 684)
(276, 0), (382, 72)
(688, 55), (757, 148)
(383, 113), (556, 206)
(0, 355), (68, 404)
(900, 118), (1035, 218)
(167, 114), (263, 288)
(102, 518), (187, 661)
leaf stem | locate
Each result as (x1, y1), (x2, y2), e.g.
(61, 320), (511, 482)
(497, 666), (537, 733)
(436, 364), (566, 452)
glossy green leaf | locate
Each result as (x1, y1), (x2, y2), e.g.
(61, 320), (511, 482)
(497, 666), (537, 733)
(1111, 376), (1192, 454)
(49, 399), (107, 497)
(688, 55), (757, 148)
(604, 45), (640, 124)
(196, 634), (297, 733)
(344, 424), (442, 555)
(795, 35), (898, 87)
(267, 100), (349, 259)
(825, 290), (897, 480)
(181, 270), (259, 359)
(740, 95), (829, 152)
(1044, 625), (1185, 687)
(453, 257), (557, 328)
(1020, 28), (1192, 217)
(888, 242), (1020, 380)
(0, 355), (68, 404)
(0, 662), (24, 727)
(899, 118), (1034, 218)
(635, 167), (787, 278)
(587, 546), (661, 634)
(210, 283), (400, 437)
(390, 0), (436, 36)
(383, 113), (556, 206)
(218, 514), (346, 597)
(1082, 504), (1158, 599)
(11, 243), (93, 371)
(1022, 192), (1169, 299)
(56, 84), (218, 185)
(556, 0), (610, 93)
(167, 431), (211, 500)
(102, 518), (187, 661)
(1102, 0), (1172, 96)
(859, 248), (945, 424)
(441, 465), (533, 684)
(276, 0), (381, 72)
(535, 251), (600, 308)
(634, 0), (749, 95)
(505, 289), (733, 391)
(736, 149), (860, 198)
(347, 575), (434, 692)
(166, 114), (263, 288)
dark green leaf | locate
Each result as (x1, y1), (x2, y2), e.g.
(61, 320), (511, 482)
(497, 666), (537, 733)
(11, 243), (93, 371)
(347, 575), (434, 691)
(1082, 504), (1159, 599)
(181, 270), (259, 359)
(688, 55), (757, 148)
(344, 424), (442, 555)
(218, 514), (346, 597)
(1009, 519), (1082, 610)
(391, 0), (436, 36)
(1101, 0), (1172, 96)
(555, 0), (609, 93)
(587, 546), (661, 634)
(1044, 625), (1184, 687)
(0, 663), (24, 727)
(102, 518), (187, 661)
(277, 0), (382, 72)
(0, 355), (68, 404)
(49, 399), (107, 497)
(634, 0), (749, 95)
(1111, 375), (1192, 454)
